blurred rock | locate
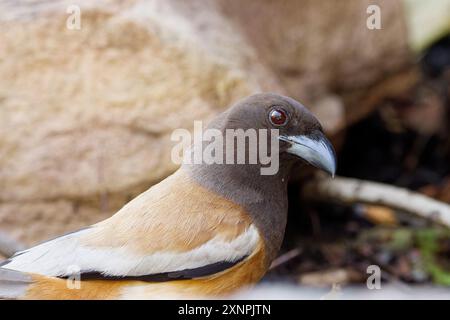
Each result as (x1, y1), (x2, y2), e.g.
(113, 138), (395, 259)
(218, 0), (411, 100)
(0, 0), (411, 244)
(0, 229), (25, 257)
(0, 0), (265, 244)
(312, 95), (345, 133)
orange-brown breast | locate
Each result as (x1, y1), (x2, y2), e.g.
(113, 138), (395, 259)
(80, 169), (255, 255)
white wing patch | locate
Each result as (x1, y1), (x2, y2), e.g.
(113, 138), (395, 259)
(2, 225), (260, 278)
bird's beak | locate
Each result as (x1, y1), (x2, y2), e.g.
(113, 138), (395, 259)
(279, 130), (337, 177)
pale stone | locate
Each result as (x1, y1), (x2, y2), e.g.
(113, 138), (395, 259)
(0, 0), (411, 245)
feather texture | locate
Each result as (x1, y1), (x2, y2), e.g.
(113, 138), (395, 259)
(0, 268), (31, 299)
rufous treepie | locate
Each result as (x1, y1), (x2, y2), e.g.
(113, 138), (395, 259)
(0, 93), (336, 299)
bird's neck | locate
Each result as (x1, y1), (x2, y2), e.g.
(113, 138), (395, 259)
(183, 161), (292, 265)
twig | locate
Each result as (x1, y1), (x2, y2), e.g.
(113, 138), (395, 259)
(269, 248), (302, 270)
(303, 176), (450, 228)
(0, 231), (25, 258)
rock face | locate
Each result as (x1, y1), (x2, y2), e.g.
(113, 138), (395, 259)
(0, 0), (410, 246)
(218, 0), (410, 98)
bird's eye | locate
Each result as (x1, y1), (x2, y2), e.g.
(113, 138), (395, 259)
(269, 108), (288, 126)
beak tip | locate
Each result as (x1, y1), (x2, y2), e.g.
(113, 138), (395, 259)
(325, 161), (336, 178)
(280, 131), (337, 177)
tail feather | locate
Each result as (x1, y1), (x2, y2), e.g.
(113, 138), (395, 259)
(0, 267), (32, 299)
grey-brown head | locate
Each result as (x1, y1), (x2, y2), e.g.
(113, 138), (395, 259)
(208, 92), (336, 176)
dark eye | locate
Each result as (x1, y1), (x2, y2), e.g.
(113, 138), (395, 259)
(269, 108), (288, 126)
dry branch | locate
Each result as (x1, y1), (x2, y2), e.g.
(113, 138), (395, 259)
(303, 176), (450, 228)
(270, 248), (302, 270)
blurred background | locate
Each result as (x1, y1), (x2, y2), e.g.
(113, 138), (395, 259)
(0, 0), (449, 297)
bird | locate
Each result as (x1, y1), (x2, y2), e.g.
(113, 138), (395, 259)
(0, 93), (336, 299)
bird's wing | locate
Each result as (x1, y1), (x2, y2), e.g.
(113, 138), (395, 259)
(1, 170), (263, 281)
(0, 268), (32, 299)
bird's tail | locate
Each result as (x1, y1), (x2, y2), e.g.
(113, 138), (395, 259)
(0, 267), (32, 299)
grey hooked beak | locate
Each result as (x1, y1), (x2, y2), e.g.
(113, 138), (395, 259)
(279, 131), (337, 177)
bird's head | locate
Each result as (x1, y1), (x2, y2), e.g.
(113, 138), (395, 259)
(215, 93), (337, 177)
